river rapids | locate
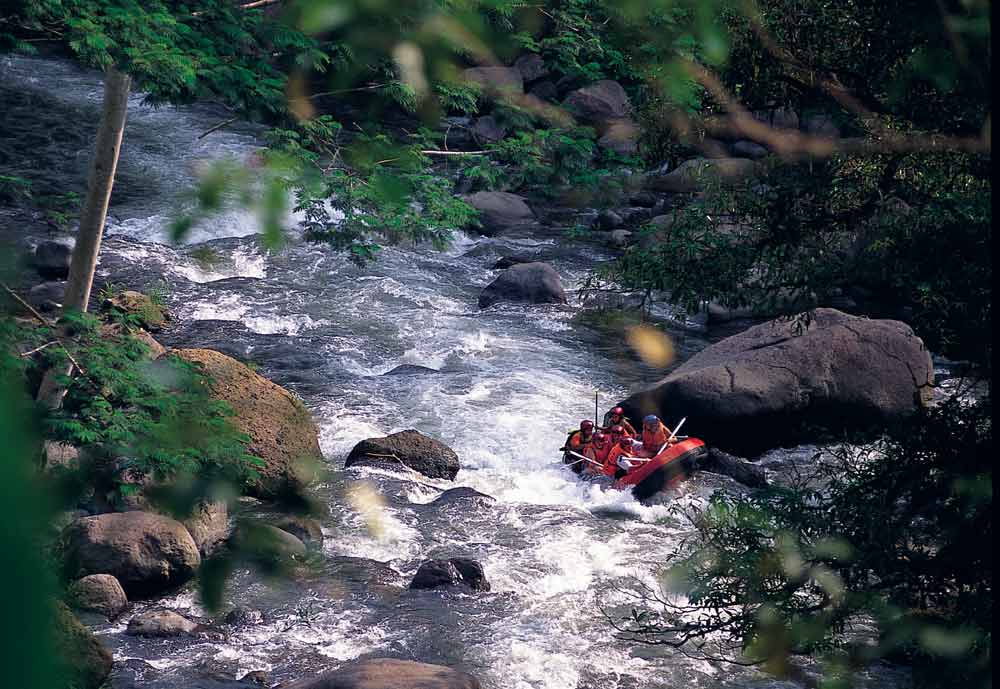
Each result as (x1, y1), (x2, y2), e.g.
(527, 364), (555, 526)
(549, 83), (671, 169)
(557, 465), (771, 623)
(1, 56), (913, 689)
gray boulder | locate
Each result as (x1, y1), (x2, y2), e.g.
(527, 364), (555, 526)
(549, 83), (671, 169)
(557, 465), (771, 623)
(281, 658), (481, 689)
(460, 67), (523, 95)
(471, 115), (507, 144)
(597, 118), (640, 155)
(514, 53), (548, 83)
(563, 80), (631, 123)
(492, 255), (533, 270)
(274, 515), (324, 549)
(529, 80), (558, 102)
(28, 281), (66, 311)
(618, 309), (935, 456)
(647, 157), (758, 193)
(346, 429), (461, 480)
(461, 191), (535, 236)
(478, 262), (566, 308)
(410, 558), (490, 592)
(803, 113), (841, 139)
(384, 364), (441, 376)
(753, 107), (799, 130)
(33, 240), (72, 279)
(67, 574), (128, 620)
(126, 609), (198, 637)
(61, 512), (201, 597)
(701, 448), (769, 488)
(731, 140), (769, 159)
(183, 501), (230, 556)
(231, 522), (308, 563)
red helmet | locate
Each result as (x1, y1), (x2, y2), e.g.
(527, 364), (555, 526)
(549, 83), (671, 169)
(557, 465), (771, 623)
(593, 431), (606, 444)
(580, 420), (594, 430)
(619, 435), (633, 447)
(611, 406), (624, 417)
(610, 425), (624, 435)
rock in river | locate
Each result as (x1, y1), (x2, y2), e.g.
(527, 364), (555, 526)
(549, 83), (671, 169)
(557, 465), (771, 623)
(478, 262), (566, 309)
(461, 191), (535, 236)
(410, 558), (490, 592)
(282, 658), (481, 689)
(54, 601), (114, 689)
(618, 309), (934, 456)
(175, 348), (323, 499)
(346, 429), (460, 480)
(67, 574), (128, 620)
(61, 511), (201, 597)
(126, 609), (199, 637)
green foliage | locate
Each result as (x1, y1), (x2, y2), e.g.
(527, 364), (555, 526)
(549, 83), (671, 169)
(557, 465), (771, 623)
(26, 313), (261, 502)
(611, 398), (992, 688)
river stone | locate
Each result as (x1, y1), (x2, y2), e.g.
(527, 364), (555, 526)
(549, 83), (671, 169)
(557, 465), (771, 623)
(345, 429), (460, 480)
(753, 107), (799, 130)
(563, 80), (631, 123)
(102, 290), (171, 331)
(478, 262), (566, 309)
(27, 280), (66, 311)
(598, 117), (640, 155)
(384, 364), (441, 376)
(126, 609), (199, 637)
(731, 140), (769, 159)
(701, 448), (769, 489)
(529, 80), (558, 102)
(54, 601), (114, 689)
(67, 574), (128, 620)
(61, 511), (201, 597)
(274, 515), (324, 549)
(492, 255), (533, 270)
(430, 487), (496, 507)
(803, 113), (841, 138)
(174, 348), (322, 499)
(471, 115), (507, 144)
(33, 240), (72, 279)
(514, 53), (548, 83)
(183, 501), (230, 556)
(231, 522), (308, 563)
(410, 558), (490, 592)
(224, 606), (266, 626)
(460, 191), (535, 236)
(618, 309), (935, 456)
(647, 157), (759, 193)
(282, 658), (481, 689)
(460, 66), (523, 94)
(595, 209), (623, 230)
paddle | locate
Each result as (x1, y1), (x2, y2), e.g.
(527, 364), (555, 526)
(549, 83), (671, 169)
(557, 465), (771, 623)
(564, 450), (603, 468)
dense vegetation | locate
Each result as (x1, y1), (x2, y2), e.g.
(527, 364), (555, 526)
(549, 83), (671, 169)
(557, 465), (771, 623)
(0, 1), (991, 688)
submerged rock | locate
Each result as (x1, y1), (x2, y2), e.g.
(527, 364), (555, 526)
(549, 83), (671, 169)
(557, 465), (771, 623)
(429, 487), (496, 507)
(230, 522), (308, 563)
(126, 609), (199, 637)
(384, 364), (440, 376)
(61, 512), (201, 597)
(410, 558), (490, 592)
(274, 515), (324, 549)
(701, 448), (769, 488)
(346, 429), (460, 480)
(619, 309), (935, 456)
(223, 606), (266, 627)
(54, 601), (113, 689)
(67, 574), (128, 620)
(175, 348), (322, 499)
(478, 262), (566, 309)
(282, 658), (481, 689)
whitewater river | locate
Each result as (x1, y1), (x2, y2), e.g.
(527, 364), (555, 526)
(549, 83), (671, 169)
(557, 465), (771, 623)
(1, 56), (910, 689)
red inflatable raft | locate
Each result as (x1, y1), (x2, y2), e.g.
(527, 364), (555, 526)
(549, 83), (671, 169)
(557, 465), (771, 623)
(612, 438), (708, 500)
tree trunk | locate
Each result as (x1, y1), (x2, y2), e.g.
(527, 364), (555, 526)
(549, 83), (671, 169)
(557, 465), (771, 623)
(36, 68), (131, 410)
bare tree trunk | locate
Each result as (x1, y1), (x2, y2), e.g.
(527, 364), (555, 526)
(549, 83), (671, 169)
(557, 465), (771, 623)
(36, 67), (131, 410)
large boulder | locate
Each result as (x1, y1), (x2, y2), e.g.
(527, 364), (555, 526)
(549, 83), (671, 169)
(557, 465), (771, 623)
(126, 609), (199, 637)
(460, 67), (523, 95)
(67, 574), (128, 620)
(345, 430), (460, 480)
(101, 290), (171, 331)
(563, 80), (631, 123)
(470, 115), (507, 144)
(53, 601), (114, 689)
(460, 191), (535, 236)
(33, 240), (72, 280)
(478, 262), (566, 309)
(598, 118), (640, 155)
(175, 348), (322, 498)
(514, 53), (548, 83)
(410, 558), (490, 592)
(647, 157), (758, 193)
(618, 309), (934, 456)
(281, 658), (481, 689)
(274, 515), (324, 549)
(230, 522), (308, 564)
(61, 512), (201, 597)
(182, 501), (230, 556)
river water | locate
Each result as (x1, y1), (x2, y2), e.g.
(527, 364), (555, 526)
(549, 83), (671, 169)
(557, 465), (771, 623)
(1, 56), (910, 689)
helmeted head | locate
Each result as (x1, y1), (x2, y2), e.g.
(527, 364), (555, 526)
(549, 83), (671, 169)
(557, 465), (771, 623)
(580, 419), (594, 432)
(593, 431), (607, 446)
(610, 406), (625, 421)
(609, 424), (624, 437)
(643, 414), (659, 429)
(618, 435), (633, 448)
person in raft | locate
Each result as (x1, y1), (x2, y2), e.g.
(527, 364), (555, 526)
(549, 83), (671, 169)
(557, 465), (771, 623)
(582, 431), (612, 474)
(605, 433), (642, 476)
(637, 414), (676, 458)
(562, 419), (596, 455)
(602, 406), (637, 437)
